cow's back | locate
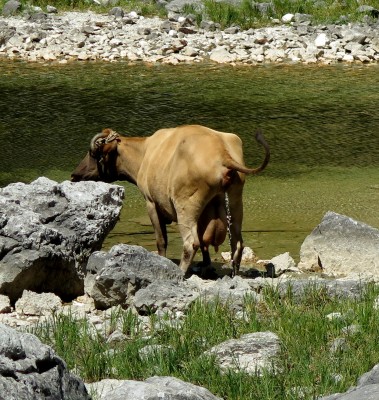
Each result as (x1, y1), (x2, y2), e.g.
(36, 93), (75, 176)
(146, 124), (244, 163)
(136, 125), (245, 220)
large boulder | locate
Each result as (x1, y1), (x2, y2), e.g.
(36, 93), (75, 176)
(0, 177), (124, 303)
(86, 244), (183, 310)
(298, 212), (379, 279)
(87, 376), (223, 400)
(0, 323), (90, 399)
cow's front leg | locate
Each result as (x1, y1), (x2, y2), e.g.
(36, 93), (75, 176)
(146, 201), (168, 257)
(177, 222), (200, 277)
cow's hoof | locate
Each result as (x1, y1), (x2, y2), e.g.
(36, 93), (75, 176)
(191, 264), (202, 275)
(201, 267), (218, 280)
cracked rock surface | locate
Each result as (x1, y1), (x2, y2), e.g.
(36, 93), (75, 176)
(0, 323), (91, 399)
(0, 177), (124, 303)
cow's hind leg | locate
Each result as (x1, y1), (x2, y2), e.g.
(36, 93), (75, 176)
(176, 185), (217, 277)
(197, 195), (227, 277)
(226, 185), (244, 277)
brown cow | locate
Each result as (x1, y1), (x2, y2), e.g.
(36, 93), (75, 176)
(71, 125), (270, 277)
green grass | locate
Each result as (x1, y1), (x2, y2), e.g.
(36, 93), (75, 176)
(30, 282), (379, 399)
(0, 0), (166, 18)
(2, 0), (379, 29)
(193, 0), (379, 30)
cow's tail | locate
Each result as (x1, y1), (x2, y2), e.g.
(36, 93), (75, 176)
(224, 129), (270, 175)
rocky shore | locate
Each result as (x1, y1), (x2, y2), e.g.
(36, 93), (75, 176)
(1, 177), (379, 399)
(1, 5), (379, 64)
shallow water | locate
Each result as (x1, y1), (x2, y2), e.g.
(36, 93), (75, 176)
(1, 61), (378, 261)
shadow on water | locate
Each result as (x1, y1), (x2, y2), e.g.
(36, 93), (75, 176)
(1, 61), (378, 261)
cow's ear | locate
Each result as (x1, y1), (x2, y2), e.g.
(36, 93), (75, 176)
(90, 129), (119, 157)
(102, 139), (118, 155)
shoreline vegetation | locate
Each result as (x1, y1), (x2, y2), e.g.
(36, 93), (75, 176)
(2, 0), (379, 29)
(30, 282), (379, 400)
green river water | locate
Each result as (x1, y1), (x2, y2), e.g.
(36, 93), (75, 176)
(1, 60), (378, 262)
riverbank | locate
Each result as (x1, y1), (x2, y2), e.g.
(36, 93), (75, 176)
(1, 9), (379, 64)
(1, 176), (379, 400)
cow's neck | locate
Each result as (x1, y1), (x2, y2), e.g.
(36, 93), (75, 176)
(116, 137), (147, 184)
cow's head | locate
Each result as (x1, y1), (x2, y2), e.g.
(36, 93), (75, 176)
(71, 129), (120, 182)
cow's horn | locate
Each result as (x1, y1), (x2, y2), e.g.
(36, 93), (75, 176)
(90, 133), (106, 152)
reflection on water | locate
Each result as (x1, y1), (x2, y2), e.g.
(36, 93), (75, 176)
(1, 61), (378, 261)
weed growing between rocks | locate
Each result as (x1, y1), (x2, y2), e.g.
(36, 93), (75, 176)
(30, 282), (379, 399)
